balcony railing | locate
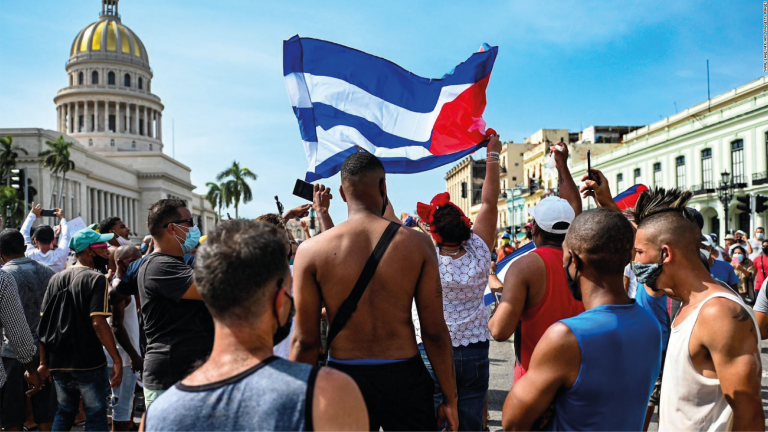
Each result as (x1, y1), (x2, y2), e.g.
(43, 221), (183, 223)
(732, 175), (748, 189)
(692, 182), (716, 196)
(500, 166), (508, 174)
(754, 172), (768, 186)
(499, 191), (508, 199)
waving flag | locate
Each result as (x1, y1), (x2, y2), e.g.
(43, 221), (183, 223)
(283, 36), (498, 181)
(613, 184), (649, 211)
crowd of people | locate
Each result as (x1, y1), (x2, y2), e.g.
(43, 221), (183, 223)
(0, 131), (765, 432)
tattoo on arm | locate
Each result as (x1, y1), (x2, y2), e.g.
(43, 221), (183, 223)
(733, 306), (752, 323)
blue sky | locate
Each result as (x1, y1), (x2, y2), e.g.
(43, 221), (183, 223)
(0, 0), (762, 223)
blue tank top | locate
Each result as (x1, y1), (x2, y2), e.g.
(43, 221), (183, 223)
(634, 283), (670, 350)
(551, 302), (661, 431)
(144, 357), (319, 431)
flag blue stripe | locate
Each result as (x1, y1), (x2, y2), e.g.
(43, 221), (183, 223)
(305, 140), (488, 182)
(312, 103), (431, 150)
(496, 241), (536, 272)
(292, 107), (318, 142)
(284, 35), (498, 113)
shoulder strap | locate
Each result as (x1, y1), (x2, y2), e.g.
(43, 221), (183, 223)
(326, 222), (400, 349)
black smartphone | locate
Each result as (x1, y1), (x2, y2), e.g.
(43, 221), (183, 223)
(40, 209), (56, 217)
(587, 150), (592, 181)
(293, 179), (314, 202)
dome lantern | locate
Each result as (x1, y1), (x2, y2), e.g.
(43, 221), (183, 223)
(102, 0), (119, 17)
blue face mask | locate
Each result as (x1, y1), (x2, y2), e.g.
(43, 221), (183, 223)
(173, 224), (201, 254)
(630, 250), (666, 291)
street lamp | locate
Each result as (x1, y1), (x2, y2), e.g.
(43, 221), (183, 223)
(309, 208), (317, 237)
(717, 170), (738, 235)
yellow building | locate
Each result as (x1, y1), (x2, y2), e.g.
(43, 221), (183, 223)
(521, 129), (569, 212)
(444, 156), (476, 217)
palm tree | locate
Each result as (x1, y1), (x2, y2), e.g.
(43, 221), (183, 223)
(216, 161), (257, 218)
(0, 186), (26, 227)
(205, 182), (224, 223)
(39, 135), (76, 208)
(0, 135), (28, 188)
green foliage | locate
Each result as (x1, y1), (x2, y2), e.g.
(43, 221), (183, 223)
(215, 161), (257, 219)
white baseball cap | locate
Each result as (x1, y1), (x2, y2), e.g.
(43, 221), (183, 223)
(701, 234), (717, 248)
(527, 196), (575, 235)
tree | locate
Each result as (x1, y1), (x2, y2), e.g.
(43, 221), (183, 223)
(39, 135), (76, 208)
(0, 186), (26, 228)
(0, 135), (28, 188)
(216, 161), (257, 218)
(205, 182), (224, 223)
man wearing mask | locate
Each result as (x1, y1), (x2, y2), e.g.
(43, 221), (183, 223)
(39, 229), (122, 431)
(143, 220), (368, 431)
(502, 209), (661, 431)
(497, 232), (514, 261)
(133, 199), (213, 407)
(20, 204), (70, 273)
(747, 227), (765, 257)
(631, 188), (763, 431)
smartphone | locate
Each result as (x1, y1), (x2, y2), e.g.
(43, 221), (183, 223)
(587, 150), (592, 181)
(293, 179), (314, 202)
(40, 209), (56, 217)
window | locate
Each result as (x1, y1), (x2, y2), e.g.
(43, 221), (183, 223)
(78, 115), (83, 132)
(653, 162), (662, 186)
(131, 140), (136, 148)
(91, 70), (98, 84)
(701, 148), (713, 189)
(124, 73), (131, 87)
(149, 143), (153, 151)
(731, 139), (744, 183)
(78, 72), (84, 85)
(634, 168), (641, 185)
(110, 139), (115, 147)
(69, 74), (73, 86)
(515, 162), (519, 166)
(512, 176), (517, 181)
(109, 115), (116, 132)
(617, 173), (624, 192)
(138, 77), (143, 90)
(676, 156), (686, 189)
(88, 139), (93, 147)
(108, 71), (115, 85)
(139, 121), (144, 136)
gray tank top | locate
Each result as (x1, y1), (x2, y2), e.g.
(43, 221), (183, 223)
(144, 357), (319, 431)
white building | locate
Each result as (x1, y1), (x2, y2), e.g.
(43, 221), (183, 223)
(571, 76), (768, 238)
(1, 0), (216, 238)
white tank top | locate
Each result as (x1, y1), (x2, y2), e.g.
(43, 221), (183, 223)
(106, 296), (141, 366)
(659, 292), (760, 432)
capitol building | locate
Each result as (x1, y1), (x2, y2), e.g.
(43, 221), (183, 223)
(1, 0), (216, 238)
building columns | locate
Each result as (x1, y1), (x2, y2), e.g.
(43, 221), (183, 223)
(74, 102), (80, 133)
(134, 104), (139, 136)
(116, 101), (121, 133)
(157, 112), (162, 141)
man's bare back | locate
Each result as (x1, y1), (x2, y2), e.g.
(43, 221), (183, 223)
(293, 214), (439, 360)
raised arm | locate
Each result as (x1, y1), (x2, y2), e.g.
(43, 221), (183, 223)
(698, 299), (764, 431)
(580, 168), (620, 212)
(502, 323), (580, 431)
(53, 208), (70, 259)
(313, 184), (335, 232)
(488, 254), (543, 341)
(473, 135), (502, 251)
(552, 142), (582, 216)
(21, 203), (42, 245)
(290, 242), (322, 364)
(413, 235), (458, 431)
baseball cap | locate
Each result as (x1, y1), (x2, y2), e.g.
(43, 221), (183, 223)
(709, 233), (718, 242)
(735, 230), (747, 236)
(69, 228), (114, 253)
(527, 197), (575, 235)
(701, 234), (716, 249)
(501, 232), (510, 239)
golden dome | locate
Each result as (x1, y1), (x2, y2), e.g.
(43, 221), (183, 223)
(69, 15), (149, 70)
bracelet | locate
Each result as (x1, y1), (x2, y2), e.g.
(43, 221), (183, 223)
(486, 160), (499, 164)
(489, 271), (496, 275)
(488, 152), (500, 159)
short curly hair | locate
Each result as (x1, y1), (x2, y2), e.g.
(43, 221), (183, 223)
(431, 205), (472, 245)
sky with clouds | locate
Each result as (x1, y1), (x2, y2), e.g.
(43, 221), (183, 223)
(0, 0), (762, 222)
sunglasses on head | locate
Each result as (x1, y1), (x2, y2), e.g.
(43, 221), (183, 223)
(162, 218), (195, 228)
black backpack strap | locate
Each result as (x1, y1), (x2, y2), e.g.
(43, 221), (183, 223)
(326, 221), (400, 349)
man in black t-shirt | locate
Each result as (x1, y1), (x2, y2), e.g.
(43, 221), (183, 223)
(40, 228), (122, 431)
(133, 199), (213, 407)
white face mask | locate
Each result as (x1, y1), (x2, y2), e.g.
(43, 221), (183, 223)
(116, 236), (132, 246)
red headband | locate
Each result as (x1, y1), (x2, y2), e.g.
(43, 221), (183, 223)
(416, 192), (473, 246)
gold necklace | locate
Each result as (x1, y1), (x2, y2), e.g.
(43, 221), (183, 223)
(440, 247), (462, 256)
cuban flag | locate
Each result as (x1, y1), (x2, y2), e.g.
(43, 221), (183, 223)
(613, 184), (649, 211)
(283, 36), (498, 181)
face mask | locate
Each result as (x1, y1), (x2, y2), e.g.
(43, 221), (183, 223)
(564, 253), (583, 301)
(502, 239), (510, 246)
(141, 244), (148, 254)
(289, 258), (294, 266)
(173, 224), (201, 254)
(758, 233), (765, 240)
(631, 250), (666, 291)
(733, 254), (744, 260)
(700, 248), (710, 257)
(92, 253), (110, 274)
(272, 287), (295, 346)
(763, 247), (768, 255)
(116, 236), (132, 246)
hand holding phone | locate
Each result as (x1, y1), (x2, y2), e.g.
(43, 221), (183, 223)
(293, 179), (314, 202)
(40, 209), (56, 217)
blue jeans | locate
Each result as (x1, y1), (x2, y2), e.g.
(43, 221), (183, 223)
(420, 340), (490, 432)
(51, 366), (109, 431)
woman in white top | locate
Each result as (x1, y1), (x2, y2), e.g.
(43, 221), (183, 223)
(413, 134), (501, 431)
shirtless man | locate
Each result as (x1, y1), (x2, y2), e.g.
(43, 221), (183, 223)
(630, 188), (763, 431)
(291, 152), (458, 431)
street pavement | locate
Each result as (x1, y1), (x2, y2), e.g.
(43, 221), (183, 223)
(487, 338), (768, 431)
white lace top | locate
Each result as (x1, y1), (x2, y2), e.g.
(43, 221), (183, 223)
(412, 233), (492, 347)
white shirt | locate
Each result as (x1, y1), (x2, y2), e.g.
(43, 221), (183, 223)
(624, 264), (637, 299)
(659, 292), (759, 431)
(413, 233), (491, 347)
(20, 213), (70, 273)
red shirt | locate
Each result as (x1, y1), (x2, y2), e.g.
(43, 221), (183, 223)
(755, 255), (768, 291)
(514, 247), (585, 381)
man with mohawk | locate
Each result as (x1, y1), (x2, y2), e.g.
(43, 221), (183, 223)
(630, 187), (763, 431)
